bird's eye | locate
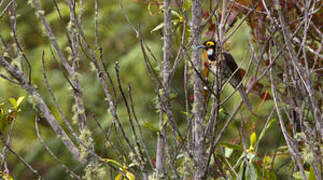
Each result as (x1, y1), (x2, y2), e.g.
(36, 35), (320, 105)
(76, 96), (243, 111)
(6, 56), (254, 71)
(206, 41), (214, 47)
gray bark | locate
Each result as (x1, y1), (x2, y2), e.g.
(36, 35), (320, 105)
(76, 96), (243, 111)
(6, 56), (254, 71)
(191, 0), (207, 179)
(156, 0), (172, 177)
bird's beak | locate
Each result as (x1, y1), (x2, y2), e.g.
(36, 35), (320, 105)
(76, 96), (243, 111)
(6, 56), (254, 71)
(196, 45), (206, 49)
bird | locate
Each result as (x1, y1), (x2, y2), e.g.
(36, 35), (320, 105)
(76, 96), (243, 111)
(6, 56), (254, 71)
(198, 39), (252, 111)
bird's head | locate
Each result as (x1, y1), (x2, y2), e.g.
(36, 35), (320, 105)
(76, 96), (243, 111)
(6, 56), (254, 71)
(198, 39), (217, 60)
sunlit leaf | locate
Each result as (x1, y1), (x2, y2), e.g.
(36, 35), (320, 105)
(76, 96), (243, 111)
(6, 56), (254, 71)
(125, 171), (135, 180)
(224, 147), (234, 158)
(151, 23), (164, 33)
(103, 158), (122, 168)
(171, 10), (181, 18)
(8, 98), (17, 109)
(16, 96), (25, 108)
(115, 174), (123, 180)
(115, 172), (135, 180)
(264, 155), (270, 168)
(250, 132), (257, 148)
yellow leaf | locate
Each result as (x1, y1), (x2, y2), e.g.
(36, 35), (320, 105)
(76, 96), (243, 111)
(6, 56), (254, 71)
(250, 132), (257, 148)
(16, 96), (25, 108)
(114, 172), (135, 180)
(8, 98), (17, 109)
(126, 171), (135, 180)
(115, 174), (123, 180)
(103, 158), (122, 168)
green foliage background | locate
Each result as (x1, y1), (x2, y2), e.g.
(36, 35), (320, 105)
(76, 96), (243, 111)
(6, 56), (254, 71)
(0, 0), (285, 179)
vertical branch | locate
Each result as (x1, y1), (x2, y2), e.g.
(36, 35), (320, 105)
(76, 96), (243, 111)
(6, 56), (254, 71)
(9, 1), (32, 84)
(67, 0), (88, 131)
(156, 0), (173, 176)
(191, 0), (206, 179)
(156, 113), (165, 176)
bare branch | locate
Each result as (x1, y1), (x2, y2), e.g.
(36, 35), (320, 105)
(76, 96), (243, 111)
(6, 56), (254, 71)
(35, 115), (81, 180)
(0, 133), (43, 179)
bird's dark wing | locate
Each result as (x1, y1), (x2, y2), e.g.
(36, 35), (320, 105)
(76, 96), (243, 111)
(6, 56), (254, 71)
(223, 52), (241, 81)
(223, 52), (238, 72)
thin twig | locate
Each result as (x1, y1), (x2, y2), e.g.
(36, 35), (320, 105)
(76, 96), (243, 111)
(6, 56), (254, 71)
(34, 115), (81, 180)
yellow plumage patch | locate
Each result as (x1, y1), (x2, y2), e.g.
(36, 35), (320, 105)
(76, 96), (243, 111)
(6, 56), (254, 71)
(206, 41), (215, 47)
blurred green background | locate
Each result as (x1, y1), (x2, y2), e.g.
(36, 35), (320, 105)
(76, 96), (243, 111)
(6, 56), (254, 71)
(0, 0), (281, 179)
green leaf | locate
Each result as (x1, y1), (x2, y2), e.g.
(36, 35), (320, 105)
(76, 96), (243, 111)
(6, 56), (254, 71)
(221, 143), (243, 151)
(171, 10), (181, 18)
(309, 166), (316, 180)
(238, 160), (246, 179)
(151, 23), (164, 33)
(0, 107), (4, 116)
(142, 122), (159, 132)
(234, 154), (246, 169)
(256, 118), (276, 147)
(162, 113), (168, 125)
(169, 92), (178, 100)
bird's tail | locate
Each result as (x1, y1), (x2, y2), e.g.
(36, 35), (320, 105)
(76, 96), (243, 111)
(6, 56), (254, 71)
(238, 86), (252, 111)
